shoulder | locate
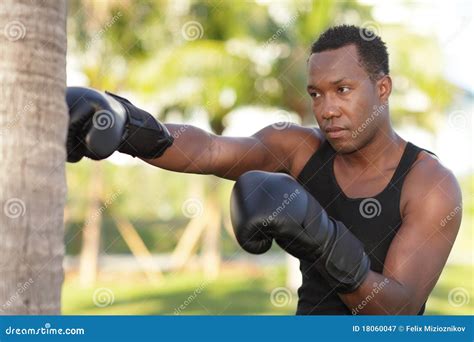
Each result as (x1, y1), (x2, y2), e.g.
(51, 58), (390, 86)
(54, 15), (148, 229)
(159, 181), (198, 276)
(401, 149), (462, 221)
(253, 123), (323, 177)
(406, 150), (460, 196)
(288, 125), (325, 178)
(254, 123), (322, 145)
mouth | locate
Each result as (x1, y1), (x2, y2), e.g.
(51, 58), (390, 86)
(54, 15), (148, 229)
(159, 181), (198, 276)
(325, 126), (347, 139)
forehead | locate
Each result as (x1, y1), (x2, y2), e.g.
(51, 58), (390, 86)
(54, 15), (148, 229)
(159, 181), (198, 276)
(307, 45), (367, 85)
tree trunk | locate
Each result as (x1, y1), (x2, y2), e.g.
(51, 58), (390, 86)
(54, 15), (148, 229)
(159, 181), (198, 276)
(202, 196), (221, 280)
(78, 163), (103, 287)
(0, 0), (67, 314)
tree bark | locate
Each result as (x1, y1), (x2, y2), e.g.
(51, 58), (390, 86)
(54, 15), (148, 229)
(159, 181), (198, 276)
(202, 196), (221, 280)
(78, 163), (103, 287)
(0, 0), (67, 314)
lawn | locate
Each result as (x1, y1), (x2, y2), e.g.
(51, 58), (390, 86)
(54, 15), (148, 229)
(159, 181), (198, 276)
(62, 263), (472, 315)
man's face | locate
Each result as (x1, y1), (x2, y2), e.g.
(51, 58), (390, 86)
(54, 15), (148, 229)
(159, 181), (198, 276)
(307, 44), (385, 153)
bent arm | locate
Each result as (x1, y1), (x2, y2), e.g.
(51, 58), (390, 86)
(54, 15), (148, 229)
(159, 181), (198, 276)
(339, 168), (462, 314)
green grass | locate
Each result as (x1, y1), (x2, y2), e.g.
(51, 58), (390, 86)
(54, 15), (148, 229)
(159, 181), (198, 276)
(425, 263), (473, 315)
(62, 263), (473, 315)
(62, 266), (293, 315)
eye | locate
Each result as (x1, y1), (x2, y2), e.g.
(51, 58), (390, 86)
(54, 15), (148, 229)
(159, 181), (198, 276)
(338, 86), (351, 94)
(309, 91), (321, 99)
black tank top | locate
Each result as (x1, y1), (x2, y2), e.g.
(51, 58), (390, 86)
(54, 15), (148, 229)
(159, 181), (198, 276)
(296, 138), (432, 315)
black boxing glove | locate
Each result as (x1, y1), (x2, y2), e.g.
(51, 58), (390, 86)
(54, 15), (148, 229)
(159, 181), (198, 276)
(230, 170), (371, 293)
(66, 87), (173, 162)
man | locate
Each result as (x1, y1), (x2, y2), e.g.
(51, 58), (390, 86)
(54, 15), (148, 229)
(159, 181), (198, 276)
(66, 25), (462, 315)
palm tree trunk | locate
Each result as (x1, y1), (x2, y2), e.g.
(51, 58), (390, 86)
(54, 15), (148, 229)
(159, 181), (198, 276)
(0, 0), (67, 314)
(79, 163), (103, 287)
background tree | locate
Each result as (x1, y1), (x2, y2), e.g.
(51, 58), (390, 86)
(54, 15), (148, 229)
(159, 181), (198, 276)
(65, 0), (458, 263)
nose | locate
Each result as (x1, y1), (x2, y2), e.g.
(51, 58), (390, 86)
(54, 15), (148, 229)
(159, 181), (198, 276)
(319, 98), (340, 120)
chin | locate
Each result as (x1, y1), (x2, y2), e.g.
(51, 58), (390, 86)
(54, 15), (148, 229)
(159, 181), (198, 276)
(328, 137), (361, 154)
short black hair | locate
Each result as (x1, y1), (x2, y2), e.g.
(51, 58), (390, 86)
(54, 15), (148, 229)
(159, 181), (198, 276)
(311, 25), (389, 81)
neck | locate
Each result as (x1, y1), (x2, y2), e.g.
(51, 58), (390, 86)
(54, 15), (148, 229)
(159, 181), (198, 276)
(337, 125), (405, 171)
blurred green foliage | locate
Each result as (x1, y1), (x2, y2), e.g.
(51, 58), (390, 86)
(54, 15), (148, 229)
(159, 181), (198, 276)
(65, 0), (468, 258)
(67, 0), (457, 131)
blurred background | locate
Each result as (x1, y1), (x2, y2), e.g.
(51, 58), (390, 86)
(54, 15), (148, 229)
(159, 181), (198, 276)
(63, 0), (473, 315)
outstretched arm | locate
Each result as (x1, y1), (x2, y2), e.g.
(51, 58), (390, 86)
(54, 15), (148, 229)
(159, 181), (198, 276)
(65, 86), (320, 181)
(144, 123), (320, 181)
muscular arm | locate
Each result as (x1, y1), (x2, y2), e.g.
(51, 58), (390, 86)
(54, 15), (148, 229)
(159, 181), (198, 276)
(142, 123), (320, 180)
(339, 157), (462, 314)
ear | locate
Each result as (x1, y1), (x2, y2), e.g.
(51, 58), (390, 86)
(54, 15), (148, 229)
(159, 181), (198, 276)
(377, 75), (392, 104)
